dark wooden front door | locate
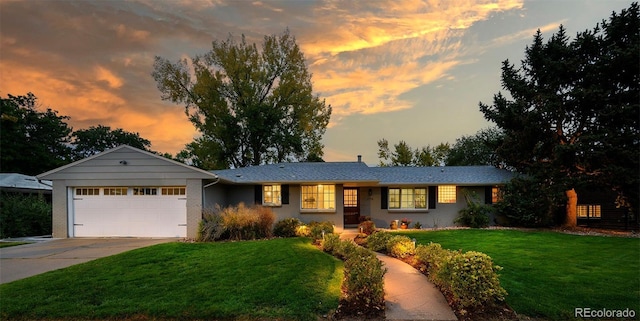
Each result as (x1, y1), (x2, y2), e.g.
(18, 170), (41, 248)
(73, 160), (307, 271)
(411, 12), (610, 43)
(343, 188), (360, 225)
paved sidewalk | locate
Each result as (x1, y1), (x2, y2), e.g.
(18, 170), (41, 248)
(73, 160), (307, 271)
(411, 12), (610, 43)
(340, 230), (457, 320)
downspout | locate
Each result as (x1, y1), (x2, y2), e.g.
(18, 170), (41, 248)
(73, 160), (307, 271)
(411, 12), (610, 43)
(202, 175), (220, 210)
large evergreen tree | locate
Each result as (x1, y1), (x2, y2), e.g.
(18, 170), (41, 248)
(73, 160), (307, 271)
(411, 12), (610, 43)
(152, 29), (331, 169)
(480, 3), (639, 225)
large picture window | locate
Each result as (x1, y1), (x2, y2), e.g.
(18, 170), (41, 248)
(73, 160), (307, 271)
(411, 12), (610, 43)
(389, 188), (427, 209)
(263, 185), (281, 206)
(301, 184), (335, 210)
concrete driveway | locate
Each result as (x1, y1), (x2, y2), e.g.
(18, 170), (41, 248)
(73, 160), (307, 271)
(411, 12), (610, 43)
(0, 238), (175, 284)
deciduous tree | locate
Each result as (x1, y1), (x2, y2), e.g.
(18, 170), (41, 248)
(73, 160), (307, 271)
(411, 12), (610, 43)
(72, 125), (151, 160)
(0, 93), (73, 175)
(152, 29), (331, 169)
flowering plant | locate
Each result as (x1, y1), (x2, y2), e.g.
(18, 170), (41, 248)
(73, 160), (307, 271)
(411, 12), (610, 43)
(401, 218), (411, 224)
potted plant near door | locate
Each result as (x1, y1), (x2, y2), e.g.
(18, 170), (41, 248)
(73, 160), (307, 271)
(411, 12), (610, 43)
(400, 218), (411, 229)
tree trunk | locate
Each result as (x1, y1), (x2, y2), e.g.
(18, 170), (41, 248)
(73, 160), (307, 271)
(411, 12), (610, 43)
(565, 188), (578, 227)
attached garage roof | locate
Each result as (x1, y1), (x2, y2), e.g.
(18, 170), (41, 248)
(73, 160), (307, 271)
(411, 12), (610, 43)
(37, 145), (219, 181)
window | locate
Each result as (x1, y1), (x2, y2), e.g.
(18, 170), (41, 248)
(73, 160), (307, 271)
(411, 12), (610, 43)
(343, 188), (358, 207)
(301, 184), (335, 210)
(577, 205), (601, 219)
(76, 188), (99, 196)
(492, 186), (502, 203)
(161, 187), (186, 196)
(388, 188), (427, 209)
(104, 187), (127, 196)
(133, 187), (158, 196)
(438, 185), (457, 203)
(263, 185), (281, 206)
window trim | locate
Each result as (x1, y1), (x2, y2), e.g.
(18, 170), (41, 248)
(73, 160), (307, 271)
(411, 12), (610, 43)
(577, 204), (602, 219)
(75, 188), (100, 196)
(133, 187), (158, 196)
(387, 187), (429, 212)
(300, 184), (336, 213)
(104, 187), (128, 196)
(437, 185), (457, 204)
(262, 184), (282, 207)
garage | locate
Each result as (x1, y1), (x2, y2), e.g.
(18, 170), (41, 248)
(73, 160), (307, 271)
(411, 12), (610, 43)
(72, 186), (187, 237)
(37, 145), (219, 239)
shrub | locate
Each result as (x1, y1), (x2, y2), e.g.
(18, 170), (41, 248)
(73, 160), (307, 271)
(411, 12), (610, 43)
(340, 243), (386, 316)
(255, 206), (275, 238)
(357, 220), (376, 235)
(198, 207), (226, 242)
(220, 203), (258, 240)
(321, 233), (341, 255)
(438, 251), (507, 308)
(386, 235), (415, 259)
(307, 221), (334, 241)
(335, 239), (359, 259)
(273, 218), (303, 237)
(455, 190), (492, 228)
(366, 231), (392, 252)
(199, 204), (275, 241)
(415, 242), (449, 273)
(0, 193), (51, 238)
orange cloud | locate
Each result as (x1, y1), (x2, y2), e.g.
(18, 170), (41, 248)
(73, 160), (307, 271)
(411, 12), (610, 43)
(299, 0), (524, 123)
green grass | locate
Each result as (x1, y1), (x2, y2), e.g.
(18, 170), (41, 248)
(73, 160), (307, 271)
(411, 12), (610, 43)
(0, 238), (343, 321)
(0, 242), (29, 248)
(398, 229), (640, 320)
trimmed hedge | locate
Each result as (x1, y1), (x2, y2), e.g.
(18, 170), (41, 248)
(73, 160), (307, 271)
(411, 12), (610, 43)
(414, 243), (507, 309)
(321, 237), (386, 317)
(273, 218), (303, 237)
(366, 231), (392, 252)
(386, 235), (415, 259)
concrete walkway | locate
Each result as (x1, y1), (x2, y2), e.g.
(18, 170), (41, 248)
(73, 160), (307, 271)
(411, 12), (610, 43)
(340, 230), (457, 320)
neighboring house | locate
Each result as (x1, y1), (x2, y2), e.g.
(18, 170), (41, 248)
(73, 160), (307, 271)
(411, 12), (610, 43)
(37, 145), (515, 239)
(575, 187), (638, 230)
(0, 173), (52, 201)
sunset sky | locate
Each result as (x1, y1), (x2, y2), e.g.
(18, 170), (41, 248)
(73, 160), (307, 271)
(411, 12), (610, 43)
(0, 0), (630, 164)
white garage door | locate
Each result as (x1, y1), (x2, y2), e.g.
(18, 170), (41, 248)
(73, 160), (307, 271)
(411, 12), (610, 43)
(72, 187), (187, 237)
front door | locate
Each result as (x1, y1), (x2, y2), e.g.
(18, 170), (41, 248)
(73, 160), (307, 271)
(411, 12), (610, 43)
(343, 188), (360, 225)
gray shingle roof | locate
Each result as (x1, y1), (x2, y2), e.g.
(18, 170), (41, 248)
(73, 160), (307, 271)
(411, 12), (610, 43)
(0, 173), (52, 191)
(213, 163), (515, 185)
(370, 166), (515, 185)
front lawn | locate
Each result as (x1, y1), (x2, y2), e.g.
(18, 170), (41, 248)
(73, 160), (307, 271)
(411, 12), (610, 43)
(0, 242), (29, 248)
(0, 238), (343, 321)
(398, 229), (640, 320)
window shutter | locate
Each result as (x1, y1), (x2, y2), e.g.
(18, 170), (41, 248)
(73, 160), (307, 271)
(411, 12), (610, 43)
(281, 184), (289, 204)
(254, 185), (262, 205)
(428, 186), (437, 209)
(381, 187), (388, 209)
(485, 186), (493, 205)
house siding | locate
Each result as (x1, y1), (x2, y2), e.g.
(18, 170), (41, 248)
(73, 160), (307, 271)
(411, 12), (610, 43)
(367, 186), (488, 229)
(51, 181), (69, 238)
